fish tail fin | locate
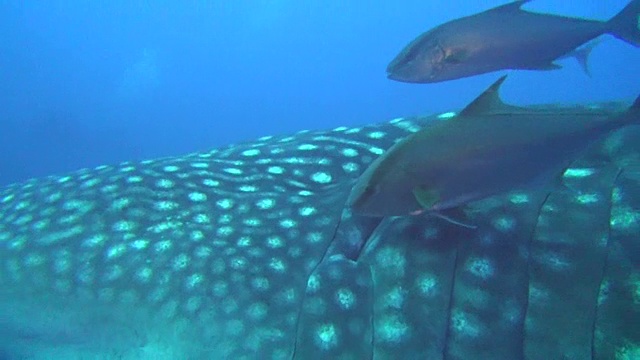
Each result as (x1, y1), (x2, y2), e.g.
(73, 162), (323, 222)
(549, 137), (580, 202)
(607, 0), (640, 47)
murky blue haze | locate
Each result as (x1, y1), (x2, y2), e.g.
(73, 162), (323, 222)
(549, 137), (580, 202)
(0, 2), (639, 359)
(1, 1), (639, 185)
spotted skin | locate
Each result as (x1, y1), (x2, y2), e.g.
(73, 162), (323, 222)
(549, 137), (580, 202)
(0, 120), (413, 359)
(0, 104), (638, 359)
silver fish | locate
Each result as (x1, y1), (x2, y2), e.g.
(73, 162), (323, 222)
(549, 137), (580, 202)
(348, 76), (640, 217)
(387, 0), (640, 83)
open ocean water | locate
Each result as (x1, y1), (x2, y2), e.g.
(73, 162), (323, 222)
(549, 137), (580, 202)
(0, 1), (639, 359)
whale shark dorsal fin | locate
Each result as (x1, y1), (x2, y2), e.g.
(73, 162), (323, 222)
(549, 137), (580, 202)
(459, 75), (511, 117)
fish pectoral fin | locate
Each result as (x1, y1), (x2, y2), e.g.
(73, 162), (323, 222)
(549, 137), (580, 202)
(412, 186), (439, 209)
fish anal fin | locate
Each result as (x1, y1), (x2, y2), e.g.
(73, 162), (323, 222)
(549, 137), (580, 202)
(565, 38), (602, 76)
(572, 49), (591, 76)
(459, 75), (512, 116)
(413, 186), (439, 209)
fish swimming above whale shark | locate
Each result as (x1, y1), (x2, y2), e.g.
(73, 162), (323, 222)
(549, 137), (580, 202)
(348, 75), (640, 218)
(387, 0), (640, 83)
(0, 95), (639, 358)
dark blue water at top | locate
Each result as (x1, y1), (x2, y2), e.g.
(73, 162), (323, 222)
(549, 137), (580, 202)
(1, 0), (639, 186)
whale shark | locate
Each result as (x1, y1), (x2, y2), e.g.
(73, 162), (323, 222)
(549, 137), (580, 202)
(0, 102), (638, 359)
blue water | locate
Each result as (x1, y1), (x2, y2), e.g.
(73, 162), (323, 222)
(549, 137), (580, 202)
(1, 0), (639, 186)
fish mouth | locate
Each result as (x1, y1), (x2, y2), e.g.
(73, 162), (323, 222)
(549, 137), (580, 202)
(386, 58), (400, 73)
(386, 58), (405, 80)
(386, 67), (412, 82)
(386, 71), (400, 81)
(386, 72), (429, 84)
(386, 62), (430, 83)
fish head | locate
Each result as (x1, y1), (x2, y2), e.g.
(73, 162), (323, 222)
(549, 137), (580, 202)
(386, 36), (445, 83)
(387, 31), (471, 83)
(347, 139), (429, 216)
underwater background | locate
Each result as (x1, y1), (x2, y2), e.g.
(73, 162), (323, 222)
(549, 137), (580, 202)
(1, 1), (640, 359)
(1, 0), (640, 186)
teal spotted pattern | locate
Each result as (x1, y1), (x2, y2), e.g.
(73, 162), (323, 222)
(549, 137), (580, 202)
(0, 116), (422, 359)
(0, 102), (638, 359)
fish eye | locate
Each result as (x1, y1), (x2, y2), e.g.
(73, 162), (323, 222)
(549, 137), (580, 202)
(362, 184), (378, 198)
(350, 184), (378, 209)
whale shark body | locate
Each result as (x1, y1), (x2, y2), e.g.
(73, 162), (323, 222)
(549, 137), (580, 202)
(0, 102), (639, 359)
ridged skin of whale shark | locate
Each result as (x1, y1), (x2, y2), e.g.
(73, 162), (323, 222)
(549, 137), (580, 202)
(0, 103), (639, 359)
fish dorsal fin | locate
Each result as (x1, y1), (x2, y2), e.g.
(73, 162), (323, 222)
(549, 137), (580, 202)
(489, 0), (532, 13)
(459, 75), (512, 116)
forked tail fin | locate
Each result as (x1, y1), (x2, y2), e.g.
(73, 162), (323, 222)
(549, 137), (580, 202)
(608, 0), (640, 46)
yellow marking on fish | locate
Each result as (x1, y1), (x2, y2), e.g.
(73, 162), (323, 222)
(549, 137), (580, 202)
(413, 187), (439, 209)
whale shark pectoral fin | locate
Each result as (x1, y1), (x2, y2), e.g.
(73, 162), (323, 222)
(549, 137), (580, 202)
(294, 254), (374, 359)
(413, 186), (439, 209)
(316, 201), (387, 263)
